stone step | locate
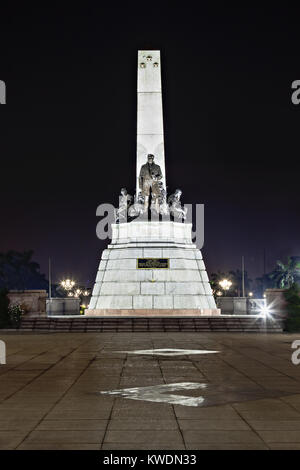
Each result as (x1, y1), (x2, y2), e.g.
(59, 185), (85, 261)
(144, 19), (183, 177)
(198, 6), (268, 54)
(19, 316), (283, 333)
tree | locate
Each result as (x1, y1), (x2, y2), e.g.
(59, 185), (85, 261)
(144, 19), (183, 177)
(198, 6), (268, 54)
(0, 289), (10, 328)
(229, 269), (252, 297)
(270, 257), (300, 289)
(255, 273), (274, 297)
(0, 250), (48, 291)
(210, 269), (252, 297)
(210, 271), (226, 291)
(210, 271), (235, 297)
(284, 284), (300, 332)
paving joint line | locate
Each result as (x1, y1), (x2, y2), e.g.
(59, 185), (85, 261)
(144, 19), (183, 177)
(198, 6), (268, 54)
(99, 342), (128, 450)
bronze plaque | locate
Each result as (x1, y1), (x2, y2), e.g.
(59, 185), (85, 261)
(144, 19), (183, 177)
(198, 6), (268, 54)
(137, 258), (169, 269)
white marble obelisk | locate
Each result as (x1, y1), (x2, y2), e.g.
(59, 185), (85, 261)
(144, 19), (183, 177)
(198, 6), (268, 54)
(85, 51), (220, 317)
(136, 51), (166, 192)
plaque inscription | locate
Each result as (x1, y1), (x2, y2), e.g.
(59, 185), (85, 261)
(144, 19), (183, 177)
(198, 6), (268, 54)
(137, 258), (169, 269)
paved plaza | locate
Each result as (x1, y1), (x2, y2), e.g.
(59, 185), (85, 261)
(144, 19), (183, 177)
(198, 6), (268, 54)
(0, 332), (300, 450)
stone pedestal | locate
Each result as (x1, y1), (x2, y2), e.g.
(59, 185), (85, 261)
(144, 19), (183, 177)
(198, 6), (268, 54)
(233, 298), (248, 315)
(217, 297), (248, 315)
(86, 221), (220, 317)
(46, 298), (81, 316)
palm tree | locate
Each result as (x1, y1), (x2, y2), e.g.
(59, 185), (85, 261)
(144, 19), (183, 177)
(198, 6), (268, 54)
(270, 257), (300, 289)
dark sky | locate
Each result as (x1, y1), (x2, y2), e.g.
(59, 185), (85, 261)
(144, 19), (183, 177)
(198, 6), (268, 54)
(0, 4), (300, 287)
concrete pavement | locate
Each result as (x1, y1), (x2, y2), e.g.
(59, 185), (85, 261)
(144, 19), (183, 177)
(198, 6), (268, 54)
(0, 332), (300, 450)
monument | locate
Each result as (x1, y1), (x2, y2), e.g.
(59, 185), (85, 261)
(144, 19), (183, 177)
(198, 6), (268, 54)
(85, 51), (220, 317)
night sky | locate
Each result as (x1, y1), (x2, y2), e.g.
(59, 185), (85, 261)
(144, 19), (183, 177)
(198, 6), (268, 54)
(0, 5), (300, 287)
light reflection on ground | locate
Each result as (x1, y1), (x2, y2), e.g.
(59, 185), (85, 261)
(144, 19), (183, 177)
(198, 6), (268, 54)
(116, 348), (220, 356)
(100, 382), (208, 407)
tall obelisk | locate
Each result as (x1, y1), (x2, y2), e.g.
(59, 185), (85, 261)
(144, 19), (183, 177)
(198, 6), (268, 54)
(136, 51), (166, 192)
(85, 50), (220, 317)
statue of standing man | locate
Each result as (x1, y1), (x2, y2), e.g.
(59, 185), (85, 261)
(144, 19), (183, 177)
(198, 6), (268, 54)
(139, 154), (163, 211)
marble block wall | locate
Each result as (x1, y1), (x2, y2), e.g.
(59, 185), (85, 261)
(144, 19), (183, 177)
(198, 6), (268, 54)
(8, 290), (47, 317)
(87, 222), (218, 314)
(88, 246), (216, 311)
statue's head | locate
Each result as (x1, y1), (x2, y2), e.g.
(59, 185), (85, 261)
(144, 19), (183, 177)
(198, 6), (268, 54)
(175, 189), (182, 198)
(147, 154), (155, 164)
(121, 188), (127, 196)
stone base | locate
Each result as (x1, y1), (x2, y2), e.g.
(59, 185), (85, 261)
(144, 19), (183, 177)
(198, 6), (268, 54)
(85, 308), (221, 317)
(47, 298), (81, 316)
(88, 221), (217, 315)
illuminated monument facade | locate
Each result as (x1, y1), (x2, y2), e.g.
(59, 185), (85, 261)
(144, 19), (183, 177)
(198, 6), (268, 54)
(85, 51), (220, 317)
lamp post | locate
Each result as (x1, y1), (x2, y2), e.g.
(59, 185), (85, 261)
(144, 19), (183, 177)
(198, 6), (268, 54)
(242, 256), (245, 297)
(48, 257), (52, 315)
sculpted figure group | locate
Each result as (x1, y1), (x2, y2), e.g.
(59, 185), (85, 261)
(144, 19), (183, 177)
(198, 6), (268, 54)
(114, 154), (187, 223)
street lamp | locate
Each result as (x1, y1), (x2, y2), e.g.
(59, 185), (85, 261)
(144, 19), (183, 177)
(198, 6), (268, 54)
(219, 279), (232, 291)
(219, 279), (232, 297)
(61, 280), (90, 302)
(249, 292), (254, 297)
(61, 279), (75, 291)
